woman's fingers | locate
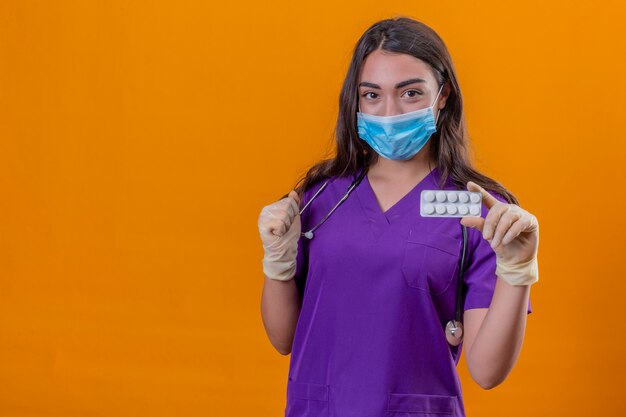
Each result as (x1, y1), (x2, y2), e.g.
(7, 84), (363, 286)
(282, 198), (296, 219)
(459, 215), (484, 232)
(501, 215), (526, 245)
(280, 192), (299, 218)
(482, 202), (509, 241)
(288, 196), (300, 217)
(491, 209), (522, 248)
(267, 212), (288, 235)
(288, 190), (301, 206)
(260, 205), (291, 237)
(467, 181), (500, 210)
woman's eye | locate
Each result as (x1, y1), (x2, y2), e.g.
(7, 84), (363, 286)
(404, 90), (423, 98)
(362, 92), (378, 99)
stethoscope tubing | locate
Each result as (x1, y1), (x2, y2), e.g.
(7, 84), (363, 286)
(292, 166), (469, 346)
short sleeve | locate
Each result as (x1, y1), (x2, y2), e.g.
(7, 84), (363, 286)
(463, 191), (533, 314)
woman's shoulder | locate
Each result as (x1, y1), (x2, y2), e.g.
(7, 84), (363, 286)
(299, 176), (332, 208)
(301, 169), (358, 201)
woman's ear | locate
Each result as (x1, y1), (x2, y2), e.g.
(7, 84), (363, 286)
(439, 82), (451, 110)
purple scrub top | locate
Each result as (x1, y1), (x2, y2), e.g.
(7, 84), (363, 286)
(285, 166), (532, 417)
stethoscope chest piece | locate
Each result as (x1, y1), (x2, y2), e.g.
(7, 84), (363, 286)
(445, 320), (464, 346)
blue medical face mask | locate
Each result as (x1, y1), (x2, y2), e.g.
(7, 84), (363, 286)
(356, 83), (444, 161)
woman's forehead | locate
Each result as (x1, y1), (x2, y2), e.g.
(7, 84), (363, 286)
(358, 50), (435, 86)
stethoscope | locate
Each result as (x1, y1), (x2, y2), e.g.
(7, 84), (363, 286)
(298, 168), (368, 239)
(296, 166), (469, 346)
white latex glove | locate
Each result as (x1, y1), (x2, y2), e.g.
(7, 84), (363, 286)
(258, 190), (302, 281)
(460, 181), (539, 286)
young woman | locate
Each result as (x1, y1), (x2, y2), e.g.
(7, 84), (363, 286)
(258, 17), (539, 417)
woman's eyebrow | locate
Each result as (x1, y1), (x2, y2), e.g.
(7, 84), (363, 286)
(358, 78), (427, 89)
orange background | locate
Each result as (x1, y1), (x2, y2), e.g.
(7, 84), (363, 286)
(1, 1), (625, 416)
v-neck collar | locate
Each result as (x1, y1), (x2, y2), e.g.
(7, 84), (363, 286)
(356, 165), (439, 226)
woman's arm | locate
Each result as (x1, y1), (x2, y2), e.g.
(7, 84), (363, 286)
(258, 190), (304, 355)
(460, 180), (539, 389)
(462, 280), (531, 389)
(260, 275), (301, 355)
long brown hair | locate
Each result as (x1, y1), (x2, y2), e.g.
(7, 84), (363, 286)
(290, 16), (519, 205)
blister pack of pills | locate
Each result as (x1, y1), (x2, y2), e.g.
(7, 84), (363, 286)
(420, 190), (483, 218)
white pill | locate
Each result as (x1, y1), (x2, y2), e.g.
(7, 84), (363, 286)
(420, 189), (483, 218)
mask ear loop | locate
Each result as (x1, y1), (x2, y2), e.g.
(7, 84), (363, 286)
(433, 82), (445, 126)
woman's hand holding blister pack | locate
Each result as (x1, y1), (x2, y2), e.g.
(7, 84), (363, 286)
(460, 182), (539, 286)
(258, 190), (302, 281)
